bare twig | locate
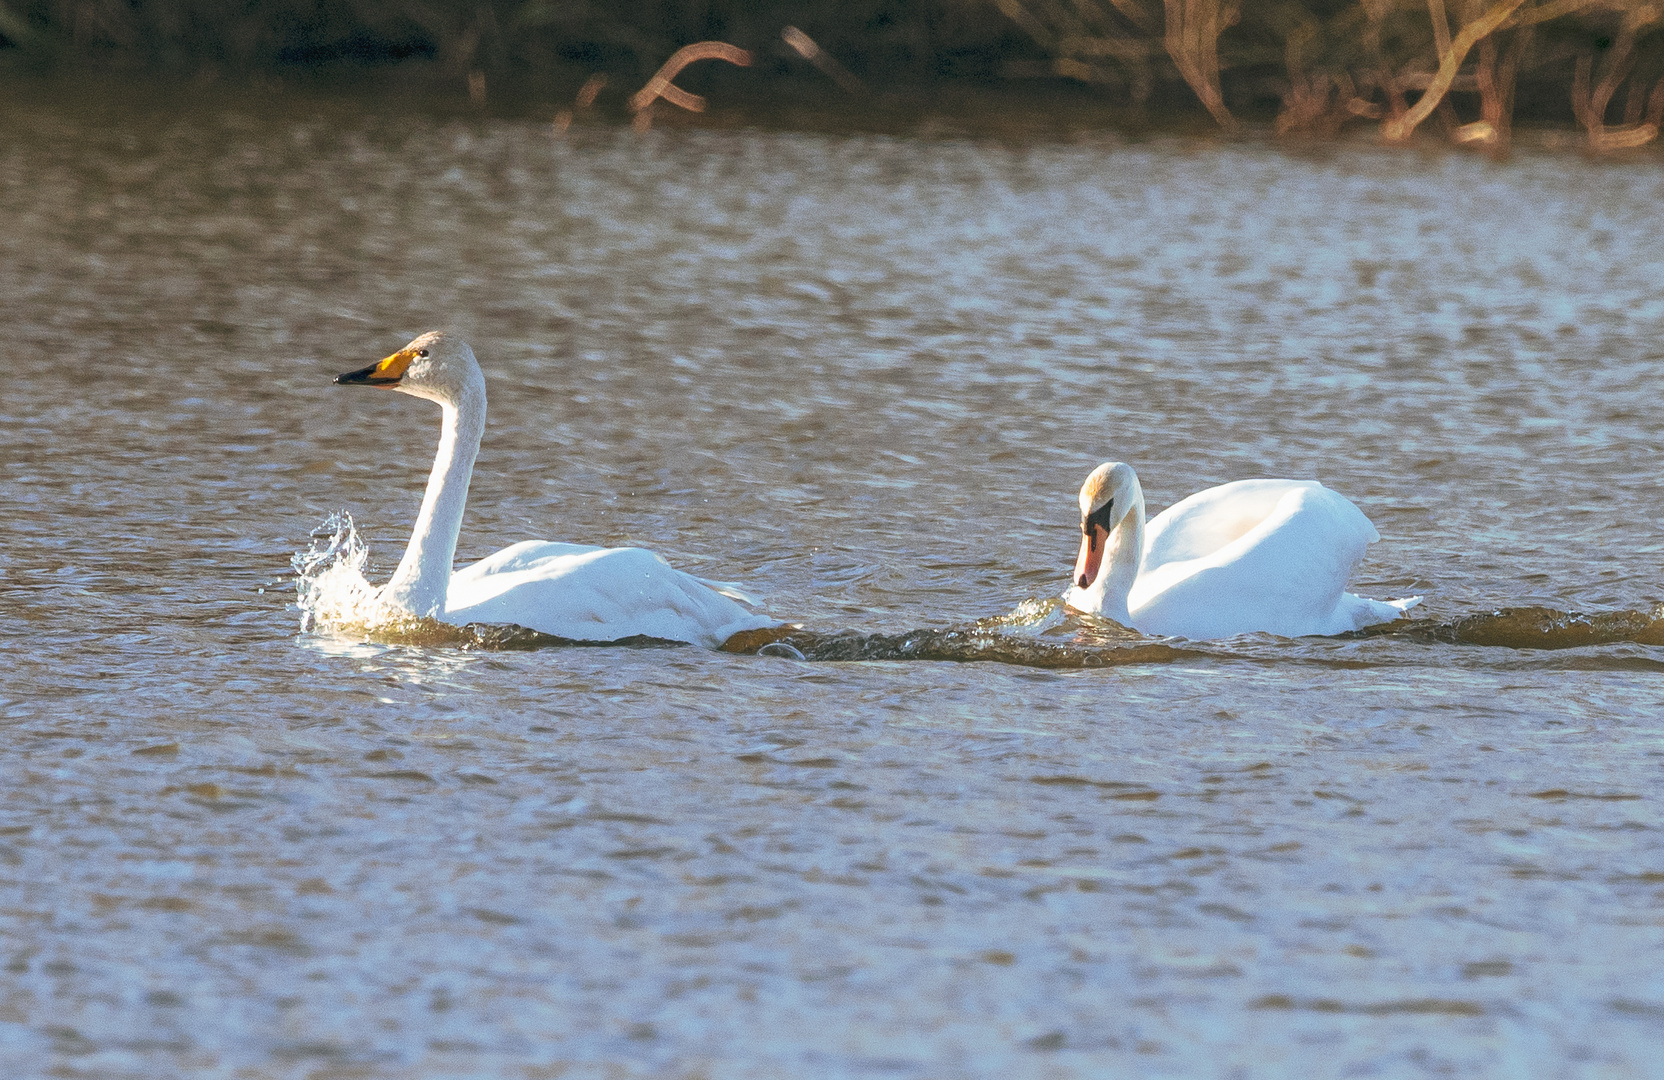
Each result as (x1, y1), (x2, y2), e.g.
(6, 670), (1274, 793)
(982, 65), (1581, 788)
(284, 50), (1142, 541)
(1461, 23), (1530, 151)
(994, 0), (1059, 49)
(991, 0), (1158, 100)
(1163, 0), (1239, 130)
(1501, 0), (1601, 29)
(1278, 73), (1344, 136)
(1464, 20), (1524, 149)
(1588, 122), (1658, 151)
(576, 73), (608, 108)
(1103, 0), (1162, 33)
(1568, 4), (1664, 151)
(553, 74), (609, 134)
(782, 26), (865, 93)
(629, 41), (753, 115)
(1382, 0), (1527, 142)
(1585, 27), (1639, 127)
(1426, 0), (1463, 131)
(1426, 0), (1452, 58)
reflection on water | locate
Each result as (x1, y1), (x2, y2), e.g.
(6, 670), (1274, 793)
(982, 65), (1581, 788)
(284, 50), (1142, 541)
(2, 88), (1663, 1076)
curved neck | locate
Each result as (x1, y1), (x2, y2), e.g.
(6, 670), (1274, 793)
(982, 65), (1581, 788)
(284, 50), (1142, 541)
(1080, 489), (1146, 626)
(381, 381), (486, 619)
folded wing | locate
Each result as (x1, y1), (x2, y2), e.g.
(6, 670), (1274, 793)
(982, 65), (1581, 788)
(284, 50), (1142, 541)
(1131, 481), (1391, 639)
(445, 541), (776, 648)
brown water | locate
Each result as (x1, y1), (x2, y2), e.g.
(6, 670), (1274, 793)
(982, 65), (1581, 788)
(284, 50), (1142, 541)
(2, 91), (1663, 1077)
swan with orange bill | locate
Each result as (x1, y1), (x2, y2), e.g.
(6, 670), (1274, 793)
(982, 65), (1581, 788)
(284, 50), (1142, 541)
(1064, 462), (1420, 640)
(331, 330), (778, 648)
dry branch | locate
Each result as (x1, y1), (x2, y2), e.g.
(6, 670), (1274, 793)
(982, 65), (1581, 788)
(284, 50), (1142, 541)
(1568, 4), (1664, 150)
(782, 26), (864, 93)
(629, 41), (752, 114)
(1383, 0), (1528, 141)
(1162, 0), (1239, 130)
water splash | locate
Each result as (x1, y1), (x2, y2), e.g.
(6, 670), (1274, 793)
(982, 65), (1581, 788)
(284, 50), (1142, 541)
(289, 514), (677, 649)
(287, 511), (448, 640)
(292, 512), (374, 631)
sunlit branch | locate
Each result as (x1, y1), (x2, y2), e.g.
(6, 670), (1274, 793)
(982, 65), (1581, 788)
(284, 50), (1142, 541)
(782, 26), (864, 94)
(629, 41), (753, 115)
(1383, 0), (1527, 142)
(1163, 0), (1239, 131)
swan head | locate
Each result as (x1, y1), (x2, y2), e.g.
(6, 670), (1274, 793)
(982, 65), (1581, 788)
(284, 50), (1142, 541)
(335, 330), (484, 407)
(1073, 461), (1140, 590)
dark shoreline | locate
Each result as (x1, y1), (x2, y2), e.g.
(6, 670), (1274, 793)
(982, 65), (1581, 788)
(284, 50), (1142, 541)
(2, 2), (1661, 150)
(2, 63), (1654, 157)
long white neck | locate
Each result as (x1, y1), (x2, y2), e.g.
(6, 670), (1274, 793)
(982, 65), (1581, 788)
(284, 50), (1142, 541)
(1074, 488), (1146, 626)
(380, 379), (486, 619)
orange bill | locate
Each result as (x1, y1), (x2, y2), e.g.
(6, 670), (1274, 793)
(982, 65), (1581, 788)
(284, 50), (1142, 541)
(1075, 524), (1107, 590)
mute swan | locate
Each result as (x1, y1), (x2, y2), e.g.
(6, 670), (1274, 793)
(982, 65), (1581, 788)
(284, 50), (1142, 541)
(333, 330), (777, 648)
(1065, 462), (1420, 640)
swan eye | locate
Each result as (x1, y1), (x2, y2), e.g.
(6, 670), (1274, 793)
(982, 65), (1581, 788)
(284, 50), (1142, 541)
(417, 349), (430, 358)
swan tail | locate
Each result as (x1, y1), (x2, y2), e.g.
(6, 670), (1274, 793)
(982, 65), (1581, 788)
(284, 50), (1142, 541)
(693, 575), (764, 607)
(1337, 592), (1422, 632)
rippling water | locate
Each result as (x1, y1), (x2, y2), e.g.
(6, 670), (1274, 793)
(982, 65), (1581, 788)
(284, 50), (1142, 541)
(3, 89), (1663, 1076)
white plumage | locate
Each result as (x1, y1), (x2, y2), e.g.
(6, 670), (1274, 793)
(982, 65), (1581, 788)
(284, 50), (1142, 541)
(333, 330), (775, 648)
(1065, 463), (1420, 640)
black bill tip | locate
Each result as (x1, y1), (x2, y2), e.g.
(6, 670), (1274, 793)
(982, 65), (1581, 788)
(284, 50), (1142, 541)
(335, 361), (396, 386)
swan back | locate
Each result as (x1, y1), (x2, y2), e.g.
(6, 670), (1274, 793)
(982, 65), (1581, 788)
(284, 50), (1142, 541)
(1065, 462), (1409, 640)
(1130, 482), (1381, 638)
(1142, 478), (1378, 569)
(445, 541), (774, 647)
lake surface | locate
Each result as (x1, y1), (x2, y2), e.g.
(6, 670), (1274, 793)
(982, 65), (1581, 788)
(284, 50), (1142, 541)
(2, 90), (1662, 1077)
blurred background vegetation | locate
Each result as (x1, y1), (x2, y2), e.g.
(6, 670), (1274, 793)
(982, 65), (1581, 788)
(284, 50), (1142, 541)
(1, 0), (1661, 145)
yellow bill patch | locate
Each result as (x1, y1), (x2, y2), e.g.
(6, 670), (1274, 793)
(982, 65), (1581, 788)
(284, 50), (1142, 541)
(335, 346), (419, 388)
(373, 349), (416, 381)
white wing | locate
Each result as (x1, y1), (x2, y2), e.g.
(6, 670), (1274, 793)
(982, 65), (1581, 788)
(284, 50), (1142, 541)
(1130, 481), (1400, 639)
(445, 540), (776, 648)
